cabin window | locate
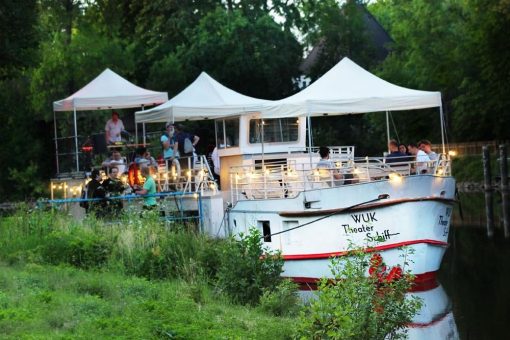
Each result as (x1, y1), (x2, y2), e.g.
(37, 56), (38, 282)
(215, 117), (239, 149)
(254, 158), (287, 170)
(258, 220), (272, 242)
(249, 118), (299, 144)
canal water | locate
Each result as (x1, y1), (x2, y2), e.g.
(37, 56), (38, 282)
(436, 192), (510, 339)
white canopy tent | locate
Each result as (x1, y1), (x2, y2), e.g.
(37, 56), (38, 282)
(257, 57), (445, 153)
(259, 57), (441, 117)
(53, 68), (168, 172)
(134, 71), (269, 123)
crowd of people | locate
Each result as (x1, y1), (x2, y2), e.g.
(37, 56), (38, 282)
(385, 139), (438, 174)
(83, 166), (127, 217)
(315, 139), (440, 186)
(84, 162), (158, 217)
(89, 111), (442, 210)
(83, 112), (212, 216)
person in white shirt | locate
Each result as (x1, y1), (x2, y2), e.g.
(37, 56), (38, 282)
(408, 143), (430, 174)
(105, 111), (125, 144)
(418, 139), (438, 160)
(317, 146), (344, 185)
(102, 149), (126, 174)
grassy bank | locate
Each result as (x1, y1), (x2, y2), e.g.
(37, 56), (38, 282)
(0, 208), (420, 339)
(0, 208), (222, 281)
(0, 209), (299, 338)
(0, 263), (297, 339)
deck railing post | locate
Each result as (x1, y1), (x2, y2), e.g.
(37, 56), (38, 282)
(499, 144), (509, 238)
(483, 146), (494, 238)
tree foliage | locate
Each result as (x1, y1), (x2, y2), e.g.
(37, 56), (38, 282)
(300, 0), (377, 80)
(369, 0), (510, 142)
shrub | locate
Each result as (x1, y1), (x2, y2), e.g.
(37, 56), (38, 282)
(215, 228), (284, 305)
(259, 279), (300, 317)
(38, 229), (111, 269)
(296, 249), (422, 339)
(108, 219), (222, 282)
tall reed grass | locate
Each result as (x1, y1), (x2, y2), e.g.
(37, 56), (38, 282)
(0, 208), (222, 283)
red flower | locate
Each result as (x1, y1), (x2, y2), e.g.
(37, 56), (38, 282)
(385, 266), (403, 283)
(370, 253), (383, 268)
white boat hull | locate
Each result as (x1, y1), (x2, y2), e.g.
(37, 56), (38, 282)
(227, 175), (455, 284)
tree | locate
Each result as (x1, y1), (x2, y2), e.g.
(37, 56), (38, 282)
(300, 0), (377, 81)
(0, 0), (38, 79)
(369, 0), (510, 142)
(147, 8), (302, 100)
(450, 0), (510, 141)
(0, 0), (50, 200)
(366, 0), (465, 146)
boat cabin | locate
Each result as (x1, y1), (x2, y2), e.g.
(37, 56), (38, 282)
(214, 114), (307, 191)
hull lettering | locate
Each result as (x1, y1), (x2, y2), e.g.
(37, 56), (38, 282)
(351, 212), (378, 223)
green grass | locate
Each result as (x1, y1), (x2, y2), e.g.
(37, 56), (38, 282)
(0, 208), (222, 281)
(0, 209), (299, 338)
(0, 263), (297, 339)
(0, 208), (422, 338)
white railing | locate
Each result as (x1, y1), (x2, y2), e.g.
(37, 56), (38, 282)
(156, 155), (218, 195)
(229, 154), (452, 203)
(288, 146), (355, 160)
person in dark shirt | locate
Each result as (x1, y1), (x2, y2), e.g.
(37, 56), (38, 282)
(174, 124), (200, 171)
(84, 169), (102, 214)
(101, 166), (125, 217)
(385, 139), (406, 164)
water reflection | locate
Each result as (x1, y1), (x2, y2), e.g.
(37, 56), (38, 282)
(439, 191), (510, 339)
(452, 192), (503, 229)
(406, 284), (459, 340)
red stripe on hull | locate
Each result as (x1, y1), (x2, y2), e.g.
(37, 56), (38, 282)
(283, 239), (448, 261)
(288, 271), (439, 292)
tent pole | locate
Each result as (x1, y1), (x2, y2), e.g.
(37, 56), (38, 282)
(307, 114), (313, 168)
(261, 119), (265, 168)
(73, 107), (79, 172)
(439, 103), (446, 155)
(53, 110), (60, 174)
(136, 105), (144, 144)
(143, 122), (146, 145)
(222, 119), (227, 148)
(386, 111), (390, 152)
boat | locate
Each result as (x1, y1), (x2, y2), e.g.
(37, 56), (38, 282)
(50, 58), (455, 293)
(218, 137), (454, 289)
(134, 57), (455, 289)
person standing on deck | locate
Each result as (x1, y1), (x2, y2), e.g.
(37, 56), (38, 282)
(84, 169), (102, 214)
(105, 111), (125, 144)
(135, 166), (158, 210)
(101, 166), (126, 216)
(161, 123), (178, 161)
(174, 124), (200, 171)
